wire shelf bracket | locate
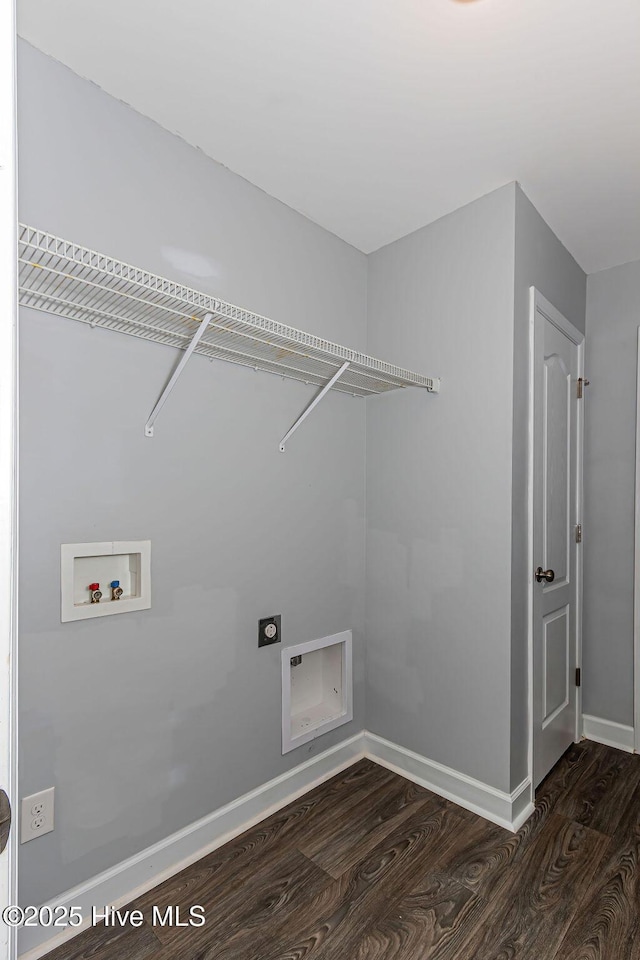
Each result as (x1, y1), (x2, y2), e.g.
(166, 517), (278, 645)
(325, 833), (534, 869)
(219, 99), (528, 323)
(279, 361), (350, 452)
(17, 224), (441, 447)
(145, 313), (213, 437)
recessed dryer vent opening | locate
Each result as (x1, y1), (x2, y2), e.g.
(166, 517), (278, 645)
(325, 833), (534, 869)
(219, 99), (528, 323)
(281, 630), (353, 754)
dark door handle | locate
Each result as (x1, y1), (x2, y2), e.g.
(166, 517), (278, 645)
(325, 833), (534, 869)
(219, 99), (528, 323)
(535, 567), (555, 583)
(0, 789), (11, 855)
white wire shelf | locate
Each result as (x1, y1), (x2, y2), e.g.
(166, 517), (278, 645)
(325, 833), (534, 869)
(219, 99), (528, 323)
(18, 224), (440, 399)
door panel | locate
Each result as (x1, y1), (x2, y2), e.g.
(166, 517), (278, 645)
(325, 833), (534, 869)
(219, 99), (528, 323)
(544, 355), (570, 583)
(543, 607), (569, 726)
(533, 294), (583, 787)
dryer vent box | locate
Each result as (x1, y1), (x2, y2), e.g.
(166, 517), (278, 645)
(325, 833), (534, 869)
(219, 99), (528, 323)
(281, 629), (352, 754)
(61, 541), (151, 622)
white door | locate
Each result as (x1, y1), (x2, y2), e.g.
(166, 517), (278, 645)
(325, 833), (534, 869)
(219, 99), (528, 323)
(0, 2), (18, 958)
(532, 290), (584, 788)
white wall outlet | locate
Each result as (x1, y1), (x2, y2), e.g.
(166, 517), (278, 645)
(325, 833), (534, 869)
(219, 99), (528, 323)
(21, 788), (55, 844)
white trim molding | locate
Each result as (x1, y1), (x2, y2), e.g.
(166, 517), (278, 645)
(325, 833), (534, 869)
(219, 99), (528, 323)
(364, 731), (534, 833)
(0, 1), (19, 958)
(582, 715), (635, 754)
(19, 730), (535, 959)
(634, 327), (640, 753)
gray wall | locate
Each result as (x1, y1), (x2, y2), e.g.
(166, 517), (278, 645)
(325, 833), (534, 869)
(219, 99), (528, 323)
(510, 186), (587, 787)
(583, 259), (640, 725)
(17, 39), (600, 911)
(18, 41), (367, 906)
(365, 185), (517, 794)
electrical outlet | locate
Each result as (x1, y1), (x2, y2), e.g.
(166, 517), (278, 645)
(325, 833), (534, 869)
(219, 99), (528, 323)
(258, 614), (281, 647)
(21, 788), (55, 843)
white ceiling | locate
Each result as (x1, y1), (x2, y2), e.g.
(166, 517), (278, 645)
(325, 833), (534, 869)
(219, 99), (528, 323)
(18, 0), (640, 273)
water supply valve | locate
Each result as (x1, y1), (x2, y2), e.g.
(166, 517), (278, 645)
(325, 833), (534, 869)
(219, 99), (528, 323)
(110, 581), (123, 601)
(88, 583), (102, 603)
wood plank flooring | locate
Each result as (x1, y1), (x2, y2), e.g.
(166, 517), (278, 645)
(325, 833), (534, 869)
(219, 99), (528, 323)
(43, 740), (640, 960)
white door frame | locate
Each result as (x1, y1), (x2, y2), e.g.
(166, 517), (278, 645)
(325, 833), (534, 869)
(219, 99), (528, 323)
(633, 329), (640, 753)
(0, 0), (19, 956)
(527, 288), (585, 791)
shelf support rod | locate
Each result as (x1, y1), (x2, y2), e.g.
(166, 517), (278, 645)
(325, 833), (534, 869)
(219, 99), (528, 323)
(145, 313), (212, 437)
(279, 361), (351, 452)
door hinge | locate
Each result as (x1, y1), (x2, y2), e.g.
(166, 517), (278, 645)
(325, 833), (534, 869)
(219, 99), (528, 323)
(577, 377), (590, 399)
(575, 523), (582, 543)
(575, 667), (581, 688)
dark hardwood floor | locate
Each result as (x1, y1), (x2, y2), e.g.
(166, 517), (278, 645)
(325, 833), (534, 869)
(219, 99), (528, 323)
(44, 740), (640, 960)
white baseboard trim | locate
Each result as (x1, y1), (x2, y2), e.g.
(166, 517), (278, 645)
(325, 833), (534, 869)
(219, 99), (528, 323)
(363, 731), (534, 833)
(19, 733), (365, 960)
(20, 729), (535, 959)
(582, 714), (635, 754)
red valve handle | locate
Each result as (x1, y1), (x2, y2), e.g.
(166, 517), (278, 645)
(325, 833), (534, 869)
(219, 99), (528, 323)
(89, 583), (100, 591)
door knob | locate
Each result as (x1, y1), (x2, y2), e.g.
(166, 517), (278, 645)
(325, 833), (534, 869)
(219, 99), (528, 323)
(535, 567), (555, 583)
